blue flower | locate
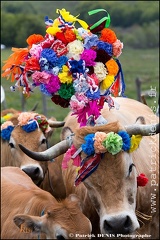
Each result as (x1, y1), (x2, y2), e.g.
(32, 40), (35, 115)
(57, 56), (68, 68)
(39, 57), (50, 71)
(86, 89), (100, 99)
(69, 59), (85, 74)
(84, 34), (99, 49)
(40, 84), (52, 96)
(82, 133), (95, 156)
(22, 120), (38, 133)
(118, 131), (131, 151)
(1, 126), (14, 141)
(40, 48), (58, 67)
(97, 41), (113, 56)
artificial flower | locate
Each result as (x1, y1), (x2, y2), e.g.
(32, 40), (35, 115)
(105, 59), (119, 76)
(32, 71), (51, 86)
(117, 130), (131, 151)
(100, 75), (114, 90)
(97, 41), (113, 56)
(129, 135), (142, 152)
(95, 49), (111, 64)
(1, 121), (14, 130)
(52, 39), (68, 57)
(22, 120), (38, 133)
(137, 173), (148, 187)
(45, 75), (61, 93)
(100, 28), (117, 44)
(25, 57), (40, 71)
(94, 132), (107, 153)
(81, 133), (95, 156)
(58, 65), (72, 84)
(26, 34), (45, 46)
(102, 132), (123, 155)
(29, 44), (43, 59)
(18, 112), (37, 126)
(40, 48), (58, 66)
(94, 62), (107, 82)
(58, 83), (75, 99)
(67, 40), (84, 60)
(64, 29), (76, 43)
(112, 39), (123, 58)
(80, 49), (96, 66)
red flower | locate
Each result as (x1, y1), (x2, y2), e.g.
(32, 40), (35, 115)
(25, 57), (40, 71)
(51, 95), (70, 108)
(52, 40), (68, 57)
(137, 173), (148, 187)
(56, 32), (68, 44)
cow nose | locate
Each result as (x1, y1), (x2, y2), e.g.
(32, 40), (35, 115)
(103, 215), (132, 234)
(22, 166), (43, 184)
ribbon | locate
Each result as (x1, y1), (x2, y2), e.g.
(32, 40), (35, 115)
(88, 9), (111, 30)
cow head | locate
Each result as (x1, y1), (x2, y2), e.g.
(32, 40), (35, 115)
(18, 120), (159, 235)
(1, 111), (65, 185)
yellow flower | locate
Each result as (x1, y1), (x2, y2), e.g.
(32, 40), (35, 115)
(100, 75), (114, 90)
(129, 135), (142, 152)
(46, 19), (61, 36)
(58, 65), (72, 84)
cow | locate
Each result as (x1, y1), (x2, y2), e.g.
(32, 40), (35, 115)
(1, 166), (92, 239)
(18, 97), (159, 239)
(0, 111), (65, 190)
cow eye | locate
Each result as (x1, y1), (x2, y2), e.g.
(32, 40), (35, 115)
(41, 138), (47, 145)
(8, 142), (15, 148)
(129, 163), (135, 175)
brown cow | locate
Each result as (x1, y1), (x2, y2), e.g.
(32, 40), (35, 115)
(18, 97), (159, 238)
(1, 111), (65, 189)
(1, 166), (92, 239)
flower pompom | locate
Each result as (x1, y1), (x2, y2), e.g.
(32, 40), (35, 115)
(100, 75), (114, 91)
(51, 95), (70, 108)
(102, 132), (123, 155)
(26, 34), (45, 46)
(22, 120), (38, 133)
(137, 173), (148, 187)
(1, 121), (14, 141)
(58, 65), (72, 84)
(58, 83), (75, 100)
(64, 29), (76, 43)
(18, 112), (37, 126)
(94, 62), (107, 82)
(80, 49), (96, 66)
(129, 135), (142, 152)
(112, 39), (123, 58)
(118, 131), (131, 151)
(105, 59), (119, 76)
(45, 75), (60, 93)
(32, 71), (51, 86)
(94, 132), (107, 153)
(82, 133), (95, 156)
(62, 144), (81, 169)
(67, 40), (84, 60)
(100, 28), (117, 44)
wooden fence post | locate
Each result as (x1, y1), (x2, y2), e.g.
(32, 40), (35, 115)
(135, 77), (141, 102)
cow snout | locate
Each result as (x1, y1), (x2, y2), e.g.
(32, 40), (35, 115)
(22, 166), (44, 185)
(103, 215), (132, 234)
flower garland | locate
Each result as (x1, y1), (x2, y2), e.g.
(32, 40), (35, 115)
(2, 8), (125, 127)
(0, 112), (51, 140)
(1, 113), (14, 125)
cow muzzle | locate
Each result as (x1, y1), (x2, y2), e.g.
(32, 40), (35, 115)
(21, 165), (44, 185)
(101, 213), (139, 235)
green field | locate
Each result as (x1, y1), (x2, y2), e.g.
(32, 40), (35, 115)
(1, 47), (159, 143)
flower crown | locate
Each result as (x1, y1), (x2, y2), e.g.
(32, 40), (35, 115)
(0, 112), (50, 141)
(2, 8), (125, 127)
(62, 131), (147, 187)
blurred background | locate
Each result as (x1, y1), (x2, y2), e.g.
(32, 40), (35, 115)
(1, 1), (159, 143)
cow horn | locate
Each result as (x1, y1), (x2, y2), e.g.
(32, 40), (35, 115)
(18, 136), (73, 161)
(125, 123), (159, 136)
(48, 119), (65, 128)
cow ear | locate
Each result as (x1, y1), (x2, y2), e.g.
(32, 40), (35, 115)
(13, 214), (43, 234)
(67, 194), (83, 211)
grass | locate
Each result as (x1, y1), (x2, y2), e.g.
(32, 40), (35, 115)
(1, 47), (159, 144)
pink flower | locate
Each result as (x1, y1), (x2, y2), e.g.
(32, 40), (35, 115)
(112, 39), (123, 58)
(29, 44), (43, 59)
(18, 112), (37, 126)
(94, 132), (107, 153)
(32, 71), (51, 86)
(62, 145), (81, 169)
(1, 121), (14, 130)
(70, 93), (88, 112)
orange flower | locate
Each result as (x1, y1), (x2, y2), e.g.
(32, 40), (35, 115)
(1, 48), (29, 82)
(64, 29), (76, 43)
(26, 34), (45, 46)
(100, 28), (117, 44)
(105, 59), (119, 76)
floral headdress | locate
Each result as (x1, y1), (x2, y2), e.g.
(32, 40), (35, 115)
(2, 8), (125, 127)
(0, 112), (51, 141)
(62, 130), (148, 187)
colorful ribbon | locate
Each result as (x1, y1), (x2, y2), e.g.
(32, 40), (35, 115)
(88, 9), (111, 30)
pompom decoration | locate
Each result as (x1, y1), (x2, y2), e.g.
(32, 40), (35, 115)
(1, 121), (14, 141)
(137, 173), (148, 187)
(81, 133), (95, 156)
(22, 120), (38, 133)
(117, 130), (131, 151)
(102, 132), (123, 155)
(129, 135), (142, 152)
(2, 8), (125, 127)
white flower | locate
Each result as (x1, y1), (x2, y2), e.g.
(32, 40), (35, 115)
(94, 62), (108, 82)
(67, 40), (84, 60)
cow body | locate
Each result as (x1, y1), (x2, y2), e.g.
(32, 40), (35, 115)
(1, 166), (92, 239)
(61, 97), (159, 238)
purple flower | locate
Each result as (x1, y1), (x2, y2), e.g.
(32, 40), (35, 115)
(45, 75), (61, 94)
(80, 49), (97, 66)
